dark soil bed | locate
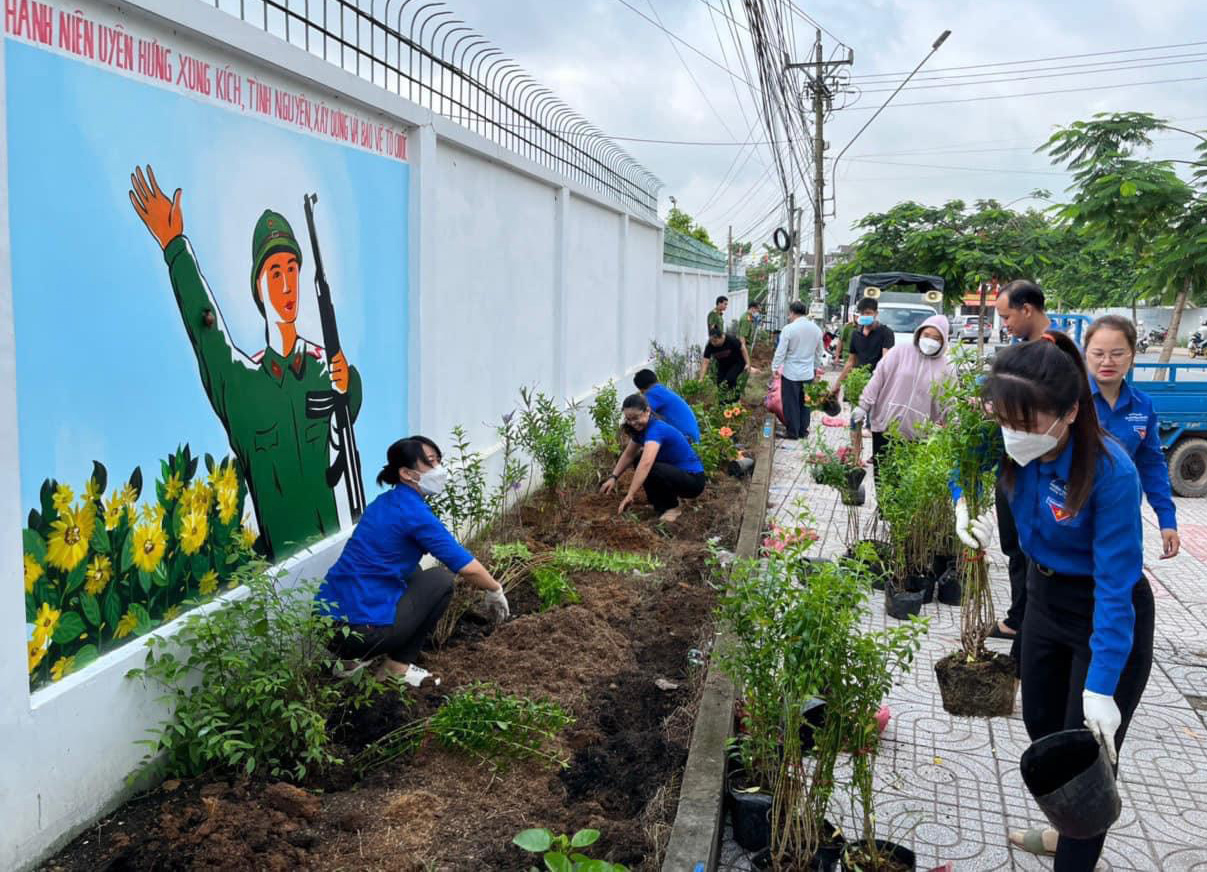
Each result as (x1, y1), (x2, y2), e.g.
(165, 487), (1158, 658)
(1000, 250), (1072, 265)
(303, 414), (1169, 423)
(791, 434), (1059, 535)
(41, 431), (754, 872)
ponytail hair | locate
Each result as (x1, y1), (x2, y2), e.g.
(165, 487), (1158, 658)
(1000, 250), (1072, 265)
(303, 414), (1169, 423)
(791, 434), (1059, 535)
(376, 438), (429, 488)
(983, 330), (1105, 515)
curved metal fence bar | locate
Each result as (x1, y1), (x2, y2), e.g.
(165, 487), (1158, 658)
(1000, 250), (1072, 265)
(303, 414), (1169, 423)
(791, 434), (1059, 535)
(207, 0), (661, 218)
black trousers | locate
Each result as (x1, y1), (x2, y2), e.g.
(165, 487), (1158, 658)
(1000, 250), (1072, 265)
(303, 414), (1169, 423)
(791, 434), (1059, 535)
(1020, 565), (1154, 872)
(643, 463), (706, 513)
(329, 566), (455, 664)
(716, 365), (745, 392)
(870, 430), (893, 499)
(780, 375), (812, 439)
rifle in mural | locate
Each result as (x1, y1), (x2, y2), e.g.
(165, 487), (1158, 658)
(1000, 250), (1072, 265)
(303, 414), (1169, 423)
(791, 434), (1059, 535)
(303, 193), (367, 520)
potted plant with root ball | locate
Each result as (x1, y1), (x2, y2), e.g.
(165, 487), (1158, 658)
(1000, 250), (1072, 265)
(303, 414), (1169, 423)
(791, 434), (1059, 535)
(932, 366), (1016, 717)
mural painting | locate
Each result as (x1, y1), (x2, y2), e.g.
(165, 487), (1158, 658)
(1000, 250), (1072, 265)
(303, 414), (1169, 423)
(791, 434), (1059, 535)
(6, 11), (410, 689)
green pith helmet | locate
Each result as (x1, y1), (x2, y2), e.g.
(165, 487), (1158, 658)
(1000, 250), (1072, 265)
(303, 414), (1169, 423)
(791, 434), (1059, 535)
(249, 210), (303, 313)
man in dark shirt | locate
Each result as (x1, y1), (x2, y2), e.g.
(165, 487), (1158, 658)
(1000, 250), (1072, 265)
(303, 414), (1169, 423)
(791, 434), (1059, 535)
(836, 297), (895, 386)
(699, 328), (751, 391)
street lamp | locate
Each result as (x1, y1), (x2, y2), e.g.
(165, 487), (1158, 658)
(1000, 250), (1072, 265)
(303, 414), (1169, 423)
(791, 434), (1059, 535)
(829, 30), (951, 216)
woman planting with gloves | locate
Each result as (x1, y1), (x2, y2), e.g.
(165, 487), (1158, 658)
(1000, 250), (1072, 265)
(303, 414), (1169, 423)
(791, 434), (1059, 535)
(957, 333), (1151, 870)
(318, 438), (509, 687)
(851, 314), (954, 492)
(601, 394), (706, 523)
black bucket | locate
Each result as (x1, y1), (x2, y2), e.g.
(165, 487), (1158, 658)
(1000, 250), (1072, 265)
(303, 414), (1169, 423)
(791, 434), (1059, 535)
(841, 839), (916, 871)
(729, 785), (773, 850)
(1020, 729), (1121, 839)
(842, 484), (866, 507)
(936, 567), (961, 606)
(749, 821), (845, 871)
(885, 585), (924, 620)
(906, 574), (936, 605)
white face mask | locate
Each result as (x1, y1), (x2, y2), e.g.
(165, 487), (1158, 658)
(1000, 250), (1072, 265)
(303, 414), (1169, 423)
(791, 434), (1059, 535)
(416, 466), (449, 496)
(918, 337), (943, 356)
(1001, 418), (1064, 467)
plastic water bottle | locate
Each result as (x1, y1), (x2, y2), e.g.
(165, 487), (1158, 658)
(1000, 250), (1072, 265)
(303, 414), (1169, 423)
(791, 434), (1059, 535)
(763, 416), (773, 440)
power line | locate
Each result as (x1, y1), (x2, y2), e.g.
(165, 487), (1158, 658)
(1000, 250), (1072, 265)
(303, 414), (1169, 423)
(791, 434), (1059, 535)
(857, 49), (1207, 85)
(852, 39), (1207, 80)
(859, 53), (1207, 94)
(842, 74), (1207, 111)
(610, 0), (754, 88)
(845, 157), (1068, 175)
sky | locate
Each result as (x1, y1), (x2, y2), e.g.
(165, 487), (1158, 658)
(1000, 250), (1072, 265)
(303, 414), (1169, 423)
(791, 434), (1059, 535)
(441, 0), (1207, 253)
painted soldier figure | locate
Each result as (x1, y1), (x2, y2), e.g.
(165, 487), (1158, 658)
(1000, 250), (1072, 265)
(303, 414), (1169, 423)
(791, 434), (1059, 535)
(129, 165), (362, 559)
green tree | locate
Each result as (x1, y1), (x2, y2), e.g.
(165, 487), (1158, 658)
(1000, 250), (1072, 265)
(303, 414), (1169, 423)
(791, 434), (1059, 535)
(1041, 111), (1207, 362)
(666, 205), (714, 247)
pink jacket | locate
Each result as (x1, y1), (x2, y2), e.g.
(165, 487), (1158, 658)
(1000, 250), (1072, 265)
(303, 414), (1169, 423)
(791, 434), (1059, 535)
(858, 314), (955, 439)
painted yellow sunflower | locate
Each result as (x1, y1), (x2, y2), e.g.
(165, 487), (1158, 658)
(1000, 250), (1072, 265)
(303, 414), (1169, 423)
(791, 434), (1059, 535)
(47, 504), (94, 572)
(84, 477), (103, 503)
(28, 639), (47, 674)
(102, 495), (124, 531)
(114, 609), (138, 639)
(162, 605), (182, 623)
(163, 471), (184, 501)
(24, 553), (43, 594)
(132, 522), (167, 573)
(141, 503), (165, 526)
(240, 525), (258, 550)
(179, 509), (208, 556)
(52, 483), (74, 513)
(32, 602), (60, 649)
(183, 481), (212, 516)
(216, 482), (239, 525)
(126, 503), (140, 526)
(118, 484), (138, 505)
(50, 655), (75, 682)
(84, 555), (113, 596)
(198, 570), (219, 596)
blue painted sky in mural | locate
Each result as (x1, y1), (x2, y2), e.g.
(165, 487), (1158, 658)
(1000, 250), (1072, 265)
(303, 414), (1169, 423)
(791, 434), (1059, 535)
(6, 39), (409, 521)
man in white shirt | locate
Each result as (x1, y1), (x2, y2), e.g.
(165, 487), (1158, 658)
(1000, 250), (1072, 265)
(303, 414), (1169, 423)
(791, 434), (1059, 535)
(771, 300), (825, 440)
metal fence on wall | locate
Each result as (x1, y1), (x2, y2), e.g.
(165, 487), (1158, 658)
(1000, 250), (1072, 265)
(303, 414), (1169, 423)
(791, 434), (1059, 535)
(208, 0), (661, 219)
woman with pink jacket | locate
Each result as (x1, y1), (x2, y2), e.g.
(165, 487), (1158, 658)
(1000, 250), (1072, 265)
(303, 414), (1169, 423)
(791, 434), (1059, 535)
(851, 314), (954, 493)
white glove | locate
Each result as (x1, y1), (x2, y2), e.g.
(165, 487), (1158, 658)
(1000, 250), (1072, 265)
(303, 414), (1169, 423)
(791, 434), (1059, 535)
(1083, 690), (1121, 765)
(851, 406), (867, 426)
(484, 588), (510, 622)
(955, 498), (996, 550)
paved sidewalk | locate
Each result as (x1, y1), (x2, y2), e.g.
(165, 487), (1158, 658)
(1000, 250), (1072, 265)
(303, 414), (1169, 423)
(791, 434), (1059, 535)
(720, 420), (1207, 871)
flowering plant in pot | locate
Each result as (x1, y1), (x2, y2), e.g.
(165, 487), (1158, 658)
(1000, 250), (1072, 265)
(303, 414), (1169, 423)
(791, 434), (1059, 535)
(809, 437), (867, 515)
(931, 363), (1016, 717)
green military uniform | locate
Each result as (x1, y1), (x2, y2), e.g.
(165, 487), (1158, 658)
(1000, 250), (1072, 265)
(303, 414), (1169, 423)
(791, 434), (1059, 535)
(707, 309), (724, 335)
(161, 211), (362, 560)
(737, 312), (756, 344)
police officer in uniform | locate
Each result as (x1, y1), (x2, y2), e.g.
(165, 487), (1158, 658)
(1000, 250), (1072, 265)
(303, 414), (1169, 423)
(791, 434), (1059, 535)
(961, 332), (1152, 869)
(129, 165), (362, 559)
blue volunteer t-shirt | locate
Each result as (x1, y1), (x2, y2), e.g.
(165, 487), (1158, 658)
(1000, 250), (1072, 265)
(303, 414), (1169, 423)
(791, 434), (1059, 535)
(633, 418), (705, 475)
(1091, 379), (1177, 532)
(645, 384), (701, 443)
(317, 485), (474, 625)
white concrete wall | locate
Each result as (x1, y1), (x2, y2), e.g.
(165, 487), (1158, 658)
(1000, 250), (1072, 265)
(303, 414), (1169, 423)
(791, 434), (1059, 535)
(1078, 306), (1207, 344)
(0, 1), (706, 869)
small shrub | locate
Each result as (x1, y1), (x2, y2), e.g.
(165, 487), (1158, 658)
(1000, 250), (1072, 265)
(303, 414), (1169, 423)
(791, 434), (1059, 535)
(127, 562), (386, 781)
(843, 365), (873, 409)
(426, 425), (491, 537)
(552, 546), (661, 574)
(428, 683), (571, 768)
(489, 411), (530, 530)
(518, 388), (579, 492)
(589, 381), (621, 454)
(532, 566), (580, 610)
(513, 827), (629, 872)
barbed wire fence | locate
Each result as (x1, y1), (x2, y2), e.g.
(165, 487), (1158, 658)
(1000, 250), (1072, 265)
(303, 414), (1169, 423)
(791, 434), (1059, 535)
(207, 0), (662, 219)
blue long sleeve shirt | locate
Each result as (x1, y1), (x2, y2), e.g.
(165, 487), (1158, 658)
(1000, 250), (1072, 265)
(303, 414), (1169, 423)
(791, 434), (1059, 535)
(1006, 437), (1143, 695)
(317, 485), (473, 625)
(1091, 379), (1177, 531)
(645, 384), (701, 443)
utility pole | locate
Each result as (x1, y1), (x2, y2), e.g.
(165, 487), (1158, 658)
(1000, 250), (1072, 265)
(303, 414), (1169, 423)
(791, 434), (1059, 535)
(788, 33), (852, 307)
(811, 30), (826, 304)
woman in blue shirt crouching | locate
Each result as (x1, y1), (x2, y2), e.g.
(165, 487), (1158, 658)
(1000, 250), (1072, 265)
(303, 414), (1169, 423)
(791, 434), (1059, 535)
(1084, 315), (1179, 558)
(973, 332), (1152, 869)
(317, 438), (509, 686)
(601, 394), (706, 523)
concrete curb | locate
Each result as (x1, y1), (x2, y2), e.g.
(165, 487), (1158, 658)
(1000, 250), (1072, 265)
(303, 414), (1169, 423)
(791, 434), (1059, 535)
(661, 424), (773, 871)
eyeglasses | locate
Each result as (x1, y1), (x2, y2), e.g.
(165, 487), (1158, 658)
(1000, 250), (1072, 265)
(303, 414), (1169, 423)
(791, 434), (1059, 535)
(1086, 350), (1132, 363)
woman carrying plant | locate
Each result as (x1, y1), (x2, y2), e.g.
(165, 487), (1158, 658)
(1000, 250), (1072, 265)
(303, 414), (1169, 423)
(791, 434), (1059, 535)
(966, 332), (1151, 869)
(601, 394), (706, 523)
(851, 314), (954, 495)
(317, 438), (510, 686)
(1084, 315), (1179, 559)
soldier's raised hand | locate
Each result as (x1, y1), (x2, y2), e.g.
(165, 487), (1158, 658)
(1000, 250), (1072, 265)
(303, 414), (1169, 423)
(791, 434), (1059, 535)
(330, 350), (350, 393)
(129, 165), (183, 250)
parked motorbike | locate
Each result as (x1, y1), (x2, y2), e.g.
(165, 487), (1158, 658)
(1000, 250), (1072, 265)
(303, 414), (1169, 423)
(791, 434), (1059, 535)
(1190, 321), (1206, 358)
(1137, 334), (1150, 354)
(1146, 326), (1168, 345)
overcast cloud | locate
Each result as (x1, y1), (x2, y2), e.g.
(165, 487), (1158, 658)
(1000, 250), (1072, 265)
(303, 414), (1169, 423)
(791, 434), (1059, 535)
(443, 0), (1207, 251)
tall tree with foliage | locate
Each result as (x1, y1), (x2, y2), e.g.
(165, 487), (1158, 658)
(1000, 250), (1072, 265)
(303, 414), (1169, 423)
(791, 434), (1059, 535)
(666, 204), (715, 247)
(1042, 111), (1207, 362)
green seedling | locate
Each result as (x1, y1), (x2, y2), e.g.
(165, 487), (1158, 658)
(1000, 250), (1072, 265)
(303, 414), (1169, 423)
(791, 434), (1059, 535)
(512, 827), (629, 872)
